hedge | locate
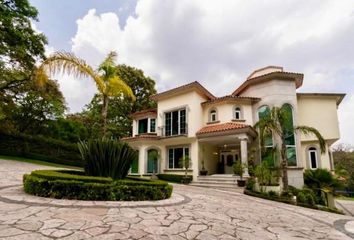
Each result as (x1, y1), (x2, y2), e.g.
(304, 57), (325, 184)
(157, 174), (193, 183)
(0, 132), (82, 167)
(23, 170), (173, 201)
(244, 189), (343, 214)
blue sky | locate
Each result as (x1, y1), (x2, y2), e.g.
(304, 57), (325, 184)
(29, 0), (354, 145)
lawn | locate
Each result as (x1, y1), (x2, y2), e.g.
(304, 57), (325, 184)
(0, 155), (81, 170)
(336, 196), (354, 201)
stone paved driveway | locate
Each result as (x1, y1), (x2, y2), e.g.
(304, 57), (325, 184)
(0, 159), (354, 240)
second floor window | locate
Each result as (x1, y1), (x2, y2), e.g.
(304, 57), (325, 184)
(138, 118), (148, 134)
(138, 118), (156, 134)
(210, 109), (217, 122)
(165, 108), (186, 136)
(234, 107), (241, 120)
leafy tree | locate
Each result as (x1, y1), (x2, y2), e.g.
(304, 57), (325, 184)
(333, 144), (354, 190)
(84, 64), (157, 138)
(254, 106), (326, 191)
(35, 52), (135, 136)
(0, 79), (66, 134)
(0, 0), (47, 91)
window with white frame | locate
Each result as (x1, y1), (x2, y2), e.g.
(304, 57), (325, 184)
(164, 108), (186, 136)
(138, 118), (156, 134)
(209, 109), (217, 122)
(168, 146), (189, 169)
(308, 147), (318, 169)
(234, 106), (241, 120)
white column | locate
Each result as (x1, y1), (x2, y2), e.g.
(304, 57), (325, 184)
(138, 146), (146, 176)
(240, 138), (249, 177)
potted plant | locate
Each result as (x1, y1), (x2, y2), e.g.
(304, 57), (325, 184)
(180, 156), (192, 184)
(233, 161), (246, 187)
(200, 159), (208, 176)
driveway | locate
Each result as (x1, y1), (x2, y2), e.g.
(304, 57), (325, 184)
(0, 159), (353, 240)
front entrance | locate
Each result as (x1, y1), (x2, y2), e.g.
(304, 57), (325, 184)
(220, 151), (239, 174)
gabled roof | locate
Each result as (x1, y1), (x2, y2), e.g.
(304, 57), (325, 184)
(297, 93), (346, 105)
(151, 81), (216, 101)
(196, 122), (256, 136)
(201, 95), (260, 106)
(232, 71), (304, 96)
(131, 108), (157, 119)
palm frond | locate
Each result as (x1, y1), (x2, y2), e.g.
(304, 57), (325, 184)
(39, 52), (105, 93)
(296, 125), (326, 153)
(98, 51), (118, 80)
(106, 76), (136, 100)
(33, 66), (49, 87)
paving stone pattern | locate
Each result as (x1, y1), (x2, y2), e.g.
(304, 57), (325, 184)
(0, 159), (354, 240)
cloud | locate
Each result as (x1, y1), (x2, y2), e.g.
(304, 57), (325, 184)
(65, 0), (354, 144)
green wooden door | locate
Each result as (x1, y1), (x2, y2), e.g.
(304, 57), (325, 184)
(147, 149), (158, 174)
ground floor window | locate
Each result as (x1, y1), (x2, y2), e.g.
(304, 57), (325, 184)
(168, 146), (189, 169)
(308, 147), (318, 169)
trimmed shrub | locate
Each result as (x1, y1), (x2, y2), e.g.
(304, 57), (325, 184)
(78, 138), (138, 180)
(0, 132), (81, 167)
(245, 177), (256, 191)
(157, 174), (193, 183)
(23, 170), (172, 201)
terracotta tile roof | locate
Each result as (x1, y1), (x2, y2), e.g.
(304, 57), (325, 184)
(121, 133), (160, 141)
(196, 122), (250, 136)
(151, 81), (216, 101)
(232, 71), (304, 96)
(131, 108), (157, 118)
(201, 95), (260, 106)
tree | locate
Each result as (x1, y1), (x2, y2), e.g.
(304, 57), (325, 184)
(333, 144), (354, 190)
(84, 64), (157, 138)
(254, 106), (326, 191)
(0, 0), (47, 91)
(0, 78), (66, 135)
(35, 52), (135, 135)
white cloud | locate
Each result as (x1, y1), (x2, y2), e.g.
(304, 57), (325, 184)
(61, 0), (354, 143)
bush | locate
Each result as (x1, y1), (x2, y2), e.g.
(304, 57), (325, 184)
(268, 190), (278, 197)
(157, 174), (193, 183)
(78, 138), (138, 180)
(0, 132), (82, 167)
(245, 178), (256, 190)
(23, 170), (172, 201)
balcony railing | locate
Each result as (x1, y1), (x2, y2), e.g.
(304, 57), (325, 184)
(159, 123), (188, 137)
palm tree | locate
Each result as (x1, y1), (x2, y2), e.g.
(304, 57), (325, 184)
(254, 106), (326, 191)
(34, 51), (135, 135)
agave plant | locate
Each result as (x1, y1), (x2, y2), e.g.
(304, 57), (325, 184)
(78, 138), (138, 180)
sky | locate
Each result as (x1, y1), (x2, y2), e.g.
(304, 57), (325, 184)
(29, 0), (354, 145)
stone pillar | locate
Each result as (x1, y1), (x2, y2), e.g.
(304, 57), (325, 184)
(240, 138), (249, 177)
(138, 146), (145, 176)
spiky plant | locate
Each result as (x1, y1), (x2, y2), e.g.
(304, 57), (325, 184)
(78, 138), (138, 180)
(34, 51), (135, 135)
(254, 106), (326, 191)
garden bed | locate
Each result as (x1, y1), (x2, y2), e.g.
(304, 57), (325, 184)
(23, 170), (173, 201)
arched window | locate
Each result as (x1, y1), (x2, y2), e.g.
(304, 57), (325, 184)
(258, 105), (274, 165)
(308, 147), (318, 169)
(234, 106), (241, 120)
(281, 103), (297, 166)
(210, 109), (217, 122)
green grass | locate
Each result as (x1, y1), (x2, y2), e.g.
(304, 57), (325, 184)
(336, 196), (354, 201)
(0, 155), (81, 170)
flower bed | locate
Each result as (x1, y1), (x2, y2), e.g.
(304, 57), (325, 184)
(23, 170), (173, 201)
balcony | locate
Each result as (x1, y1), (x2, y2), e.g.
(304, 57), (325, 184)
(159, 123), (188, 137)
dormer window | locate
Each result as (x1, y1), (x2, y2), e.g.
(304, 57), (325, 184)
(210, 109), (217, 122)
(234, 106), (241, 120)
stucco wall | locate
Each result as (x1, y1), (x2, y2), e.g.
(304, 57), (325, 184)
(297, 96), (340, 143)
(199, 144), (219, 175)
(203, 102), (253, 125)
(300, 141), (332, 170)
